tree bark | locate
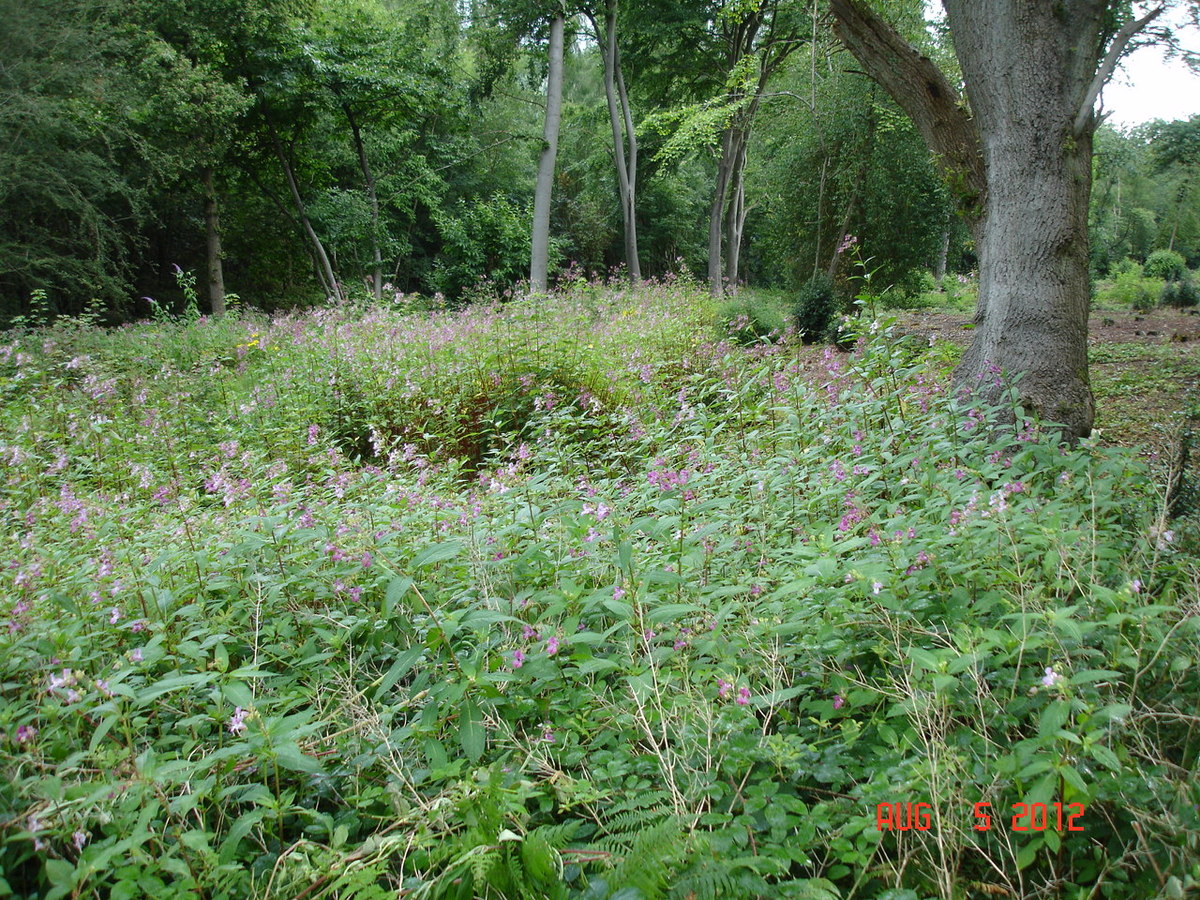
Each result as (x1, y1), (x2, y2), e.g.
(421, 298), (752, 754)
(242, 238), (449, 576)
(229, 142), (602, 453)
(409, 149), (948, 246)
(615, 54), (639, 280)
(829, 0), (1163, 441)
(344, 103), (383, 301)
(201, 166), (226, 316)
(270, 126), (343, 303)
(530, 14), (565, 294)
(708, 127), (736, 296)
(597, 2), (641, 281)
(724, 128), (749, 290)
(934, 221), (950, 289)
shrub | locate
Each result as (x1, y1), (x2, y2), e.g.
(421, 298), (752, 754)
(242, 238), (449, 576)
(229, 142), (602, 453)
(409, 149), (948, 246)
(1112, 257), (1143, 278)
(1162, 276), (1200, 308)
(792, 274), (838, 344)
(2, 293), (1199, 900)
(717, 295), (787, 344)
(1144, 248), (1187, 281)
(1106, 269), (1160, 310)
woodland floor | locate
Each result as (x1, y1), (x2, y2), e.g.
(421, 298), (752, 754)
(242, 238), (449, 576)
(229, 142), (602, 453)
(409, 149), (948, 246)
(890, 305), (1200, 515)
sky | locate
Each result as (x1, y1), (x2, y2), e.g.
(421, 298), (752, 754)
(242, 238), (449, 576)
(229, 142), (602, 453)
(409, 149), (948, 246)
(1102, 16), (1200, 129)
(923, 2), (1200, 130)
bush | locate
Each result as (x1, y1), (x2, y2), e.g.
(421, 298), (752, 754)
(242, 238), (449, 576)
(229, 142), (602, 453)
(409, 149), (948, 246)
(3, 293), (1199, 900)
(1162, 276), (1200, 308)
(1105, 270), (1160, 310)
(792, 274), (839, 344)
(1112, 257), (1143, 278)
(1144, 248), (1187, 281)
(717, 295), (788, 344)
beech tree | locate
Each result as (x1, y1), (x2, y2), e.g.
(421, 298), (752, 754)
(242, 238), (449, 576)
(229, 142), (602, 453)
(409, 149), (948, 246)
(531, 12), (566, 293)
(829, 0), (1180, 441)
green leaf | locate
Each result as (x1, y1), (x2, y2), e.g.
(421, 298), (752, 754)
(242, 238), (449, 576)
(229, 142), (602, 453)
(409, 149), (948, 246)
(384, 577), (413, 616)
(459, 698), (485, 761)
(412, 541), (463, 569)
(375, 647), (424, 698)
(274, 743), (324, 774)
(223, 680), (254, 708)
(219, 809), (267, 866)
(1089, 744), (1122, 772)
(1015, 838), (1042, 870)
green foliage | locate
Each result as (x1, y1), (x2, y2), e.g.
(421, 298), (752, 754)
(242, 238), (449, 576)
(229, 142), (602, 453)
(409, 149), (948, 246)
(431, 196), (536, 301)
(1145, 249), (1188, 281)
(792, 274), (839, 343)
(1097, 269), (1163, 310)
(1162, 276), (1200, 308)
(2, 283), (1199, 899)
(718, 293), (788, 344)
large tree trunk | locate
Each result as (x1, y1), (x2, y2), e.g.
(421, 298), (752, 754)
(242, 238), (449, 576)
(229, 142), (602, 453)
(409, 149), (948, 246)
(943, 0), (1098, 439)
(201, 166), (226, 316)
(530, 14), (565, 294)
(828, 0), (1162, 442)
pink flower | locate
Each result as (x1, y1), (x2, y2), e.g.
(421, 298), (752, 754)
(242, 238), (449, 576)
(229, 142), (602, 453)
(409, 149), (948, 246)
(1041, 667), (1062, 688)
(736, 687), (751, 706)
(511, 649), (525, 670)
(613, 586), (626, 601)
(229, 707), (248, 735)
(546, 636), (560, 656)
(717, 679), (731, 699)
(832, 694), (845, 710)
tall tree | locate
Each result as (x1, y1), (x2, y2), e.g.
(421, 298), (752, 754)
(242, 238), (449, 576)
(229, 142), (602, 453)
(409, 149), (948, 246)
(830, 0), (1178, 440)
(531, 11), (566, 293)
(584, 0), (642, 281)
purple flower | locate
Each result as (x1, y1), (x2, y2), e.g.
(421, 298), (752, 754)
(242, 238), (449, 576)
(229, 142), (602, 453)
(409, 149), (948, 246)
(1131, 578), (1142, 594)
(736, 687), (751, 706)
(73, 830), (88, 850)
(522, 624), (540, 641)
(717, 679), (731, 699)
(229, 707), (248, 735)
(1041, 667), (1062, 688)
(511, 649), (525, 670)
(15, 725), (36, 743)
(613, 585), (626, 601)
(546, 636), (560, 656)
(832, 694), (845, 710)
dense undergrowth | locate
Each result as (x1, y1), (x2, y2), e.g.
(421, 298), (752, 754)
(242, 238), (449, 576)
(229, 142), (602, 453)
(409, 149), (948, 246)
(1, 280), (1199, 900)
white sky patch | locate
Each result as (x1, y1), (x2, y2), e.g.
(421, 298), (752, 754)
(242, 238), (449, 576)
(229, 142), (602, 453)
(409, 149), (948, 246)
(1102, 29), (1200, 128)
(924, 1), (1200, 129)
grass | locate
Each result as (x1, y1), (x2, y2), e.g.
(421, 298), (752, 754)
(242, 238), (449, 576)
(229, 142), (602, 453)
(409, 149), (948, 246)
(1, 281), (1198, 900)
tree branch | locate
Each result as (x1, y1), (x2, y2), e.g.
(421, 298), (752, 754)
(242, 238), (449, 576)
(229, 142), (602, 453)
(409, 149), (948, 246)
(1074, 4), (1166, 137)
(828, 0), (985, 225)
